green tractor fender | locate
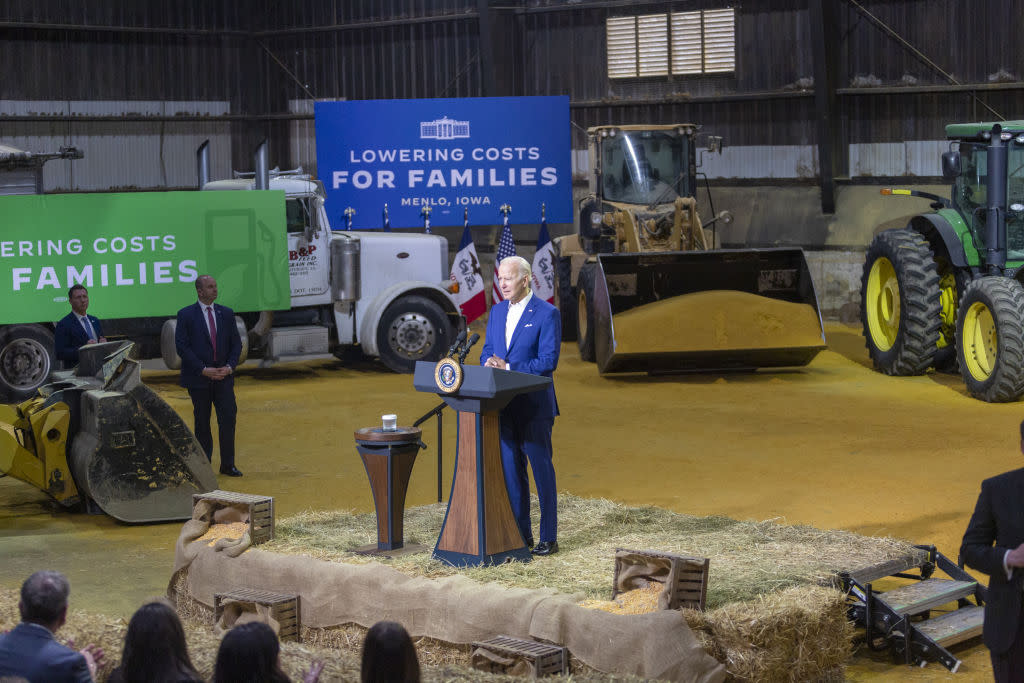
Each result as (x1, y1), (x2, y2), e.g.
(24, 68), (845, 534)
(906, 212), (972, 268)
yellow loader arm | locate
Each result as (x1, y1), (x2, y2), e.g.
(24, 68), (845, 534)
(0, 398), (80, 507)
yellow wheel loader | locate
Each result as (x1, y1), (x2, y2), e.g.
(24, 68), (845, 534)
(554, 124), (826, 373)
(1, 341), (217, 522)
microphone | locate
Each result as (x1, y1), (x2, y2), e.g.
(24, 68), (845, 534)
(446, 329), (467, 358)
(457, 333), (480, 364)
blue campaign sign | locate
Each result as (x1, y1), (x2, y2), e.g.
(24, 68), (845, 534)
(314, 96), (571, 229)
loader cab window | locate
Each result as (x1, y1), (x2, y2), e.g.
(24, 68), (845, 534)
(955, 143), (1024, 258)
(286, 197), (313, 234)
(601, 131), (690, 205)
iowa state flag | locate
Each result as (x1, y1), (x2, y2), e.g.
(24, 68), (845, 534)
(450, 221), (486, 323)
(531, 214), (555, 304)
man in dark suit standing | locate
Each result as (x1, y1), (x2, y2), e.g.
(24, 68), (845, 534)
(54, 284), (106, 366)
(0, 570), (104, 682)
(960, 420), (1024, 681)
(175, 274), (243, 477)
(481, 255), (561, 556)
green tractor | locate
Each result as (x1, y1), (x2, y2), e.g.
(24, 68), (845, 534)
(862, 122), (1024, 402)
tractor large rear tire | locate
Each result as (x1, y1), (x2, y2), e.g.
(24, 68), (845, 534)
(860, 229), (941, 375)
(577, 264), (597, 362)
(955, 276), (1024, 402)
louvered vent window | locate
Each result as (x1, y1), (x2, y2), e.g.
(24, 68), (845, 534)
(608, 8), (735, 79)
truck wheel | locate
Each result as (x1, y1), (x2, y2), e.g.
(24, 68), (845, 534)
(160, 319), (181, 370)
(377, 295), (452, 373)
(577, 264), (597, 362)
(0, 325), (55, 402)
(556, 255), (578, 342)
(956, 276), (1024, 402)
(860, 229), (941, 375)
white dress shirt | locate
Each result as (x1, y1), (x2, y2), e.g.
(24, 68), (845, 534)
(503, 291), (532, 370)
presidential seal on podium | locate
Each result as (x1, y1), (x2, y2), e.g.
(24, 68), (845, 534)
(434, 357), (464, 393)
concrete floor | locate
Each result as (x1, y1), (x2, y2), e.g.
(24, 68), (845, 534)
(0, 321), (1015, 680)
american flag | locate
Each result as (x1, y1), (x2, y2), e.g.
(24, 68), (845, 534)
(492, 210), (517, 304)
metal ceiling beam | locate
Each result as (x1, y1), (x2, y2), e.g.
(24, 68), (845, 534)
(809, 0), (841, 215)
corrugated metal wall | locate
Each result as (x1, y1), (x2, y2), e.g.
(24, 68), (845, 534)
(2, 0), (1024, 190)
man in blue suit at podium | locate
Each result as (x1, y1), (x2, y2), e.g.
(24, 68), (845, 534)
(482, 256), (561, 555)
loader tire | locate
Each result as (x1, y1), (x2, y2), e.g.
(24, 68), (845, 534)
(0, 324), (55, 403)
(577, 264), (597, 362)
(860, 229), (941, 375)
(956, 276), (1024, 402)
(556, 255), (578, 342)
(377, 295), (453, 374)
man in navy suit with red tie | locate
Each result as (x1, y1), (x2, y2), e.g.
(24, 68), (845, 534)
(175, 275), (243, 477)
(481, 256), (561, 556)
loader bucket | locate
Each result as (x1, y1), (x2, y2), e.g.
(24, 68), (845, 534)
(44, 342), (216, 522)
(591, 248), (826, 374)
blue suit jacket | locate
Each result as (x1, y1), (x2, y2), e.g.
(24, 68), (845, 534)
(480, 294), (560, 422)
(54, 311), (104, 364)
(0, 621), (92, 682)
(174, 301), (242, 390)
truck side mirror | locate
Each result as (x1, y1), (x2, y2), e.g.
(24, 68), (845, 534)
(941, 151), (961, 181)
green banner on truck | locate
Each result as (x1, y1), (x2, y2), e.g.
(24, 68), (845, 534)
(0, 191), (290, 324)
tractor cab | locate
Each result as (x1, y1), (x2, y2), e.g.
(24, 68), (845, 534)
(944, 122), (1024, 263)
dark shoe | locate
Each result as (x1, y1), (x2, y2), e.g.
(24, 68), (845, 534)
(525, 537), (535, 550)
(531, 541), (558, 556)
(219, 466), (243, 477)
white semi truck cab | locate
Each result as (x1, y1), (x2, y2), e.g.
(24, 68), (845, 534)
(174, 170), (465, 374)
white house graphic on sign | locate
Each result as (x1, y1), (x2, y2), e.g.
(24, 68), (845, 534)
(420, 116), (470, 140)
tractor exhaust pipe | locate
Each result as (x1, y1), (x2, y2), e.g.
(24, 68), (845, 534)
(986, 124), (1008, 275)
(196, 140), (210, 190)
(254, 139), (269, 191)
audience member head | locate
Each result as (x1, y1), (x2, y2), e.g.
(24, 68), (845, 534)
(214, 621), (289, 683)
(18, 570), (70, 630)
(117, 600), (199, 683)
(360, 620), (420, 683)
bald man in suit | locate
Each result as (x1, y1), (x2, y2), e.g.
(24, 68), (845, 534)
(175, 275), (243, 477)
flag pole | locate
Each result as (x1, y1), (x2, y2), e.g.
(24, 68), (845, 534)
(421, 206), (432, 234)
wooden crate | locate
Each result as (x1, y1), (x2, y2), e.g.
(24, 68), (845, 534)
(613, 548), (710, 611)
(214, 588), (300, 642)
(471, 635), (568, 677)
(193, 490), (274, 545)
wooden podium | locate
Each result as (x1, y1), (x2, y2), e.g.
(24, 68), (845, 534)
(414, 361), (551, 567)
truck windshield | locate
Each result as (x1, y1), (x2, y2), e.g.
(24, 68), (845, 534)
(955, 142), (1024, 260)
(601, 131), (689, 205)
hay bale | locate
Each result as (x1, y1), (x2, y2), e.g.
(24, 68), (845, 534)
(684, 586), (852, 682)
